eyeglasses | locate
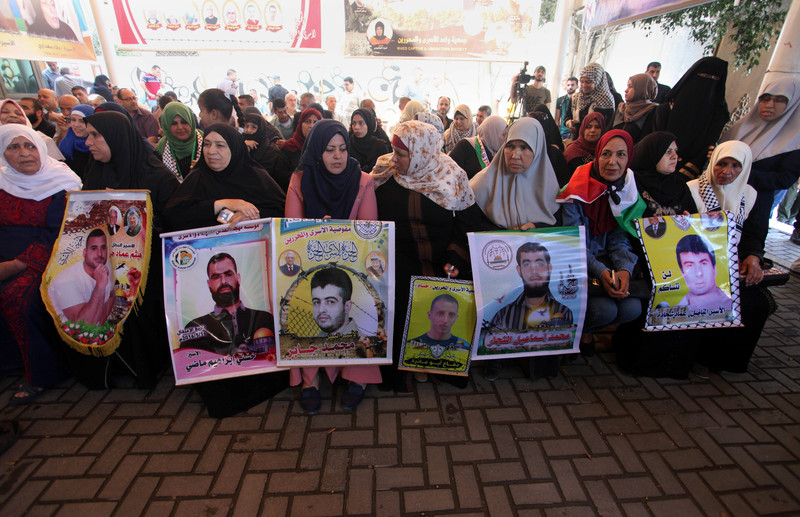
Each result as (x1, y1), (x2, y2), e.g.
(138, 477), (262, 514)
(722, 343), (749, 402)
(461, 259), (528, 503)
(118, 96), (136, 102)
(759, 94), (789, 104)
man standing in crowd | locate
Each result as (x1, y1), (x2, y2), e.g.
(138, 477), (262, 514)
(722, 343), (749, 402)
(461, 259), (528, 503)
(646, 61), (672, 103)
(37, 88), (62, 125)
(42, 61), (60, 90)
(513, 65), (551, 115)
(340, 77), (362, 125)
(140, 65), (163, 109)
(56, 94), (79, 142)
(19, 97), (56, 138)
(437, 96), (452, 130)
(71, 86), (89, 104)
(475, 105), (492, 126)
(285, 92), (298, 114)
(117, 88), (160, 144)
(270, 98), (294, 140)
(218, 69), (239, 98)
(555, 76), (578, 139)
(268, 75), (289, 104)
(54, 67), (92, 98)
(326, 95), (343, 122)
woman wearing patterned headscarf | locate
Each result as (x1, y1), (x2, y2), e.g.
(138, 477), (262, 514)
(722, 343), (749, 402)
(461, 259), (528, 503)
(565, 63), (615, 137)
(442, 104), (478, 153)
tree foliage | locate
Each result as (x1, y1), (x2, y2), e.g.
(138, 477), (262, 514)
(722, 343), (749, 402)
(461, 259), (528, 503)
(636, 0), (788, 73)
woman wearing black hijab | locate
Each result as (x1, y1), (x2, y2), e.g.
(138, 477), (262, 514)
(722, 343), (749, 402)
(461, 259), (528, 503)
(530, 106), (571, 187)
(630, 131), (696, 217)
(652, 57), (729, 180)
(243, 112), (291, 190)
(349, 108), (390, 172)
(165, 123), (285, 231)
(66, 111), (179, 389)
(91, 75), (114, 102)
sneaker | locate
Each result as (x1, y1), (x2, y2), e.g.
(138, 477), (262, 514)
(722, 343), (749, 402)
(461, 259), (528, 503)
(341, 383), (365, 411)
(790, 230), (800, 245)
(300, 387), (321, 415)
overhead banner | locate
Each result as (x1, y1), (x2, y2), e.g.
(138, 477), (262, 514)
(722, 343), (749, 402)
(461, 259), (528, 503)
(582, 0), (715, 31)
(41, 191), (151, 356)
(0, 0), (96, 61)
(344, 0), (540, 60)
(398, 276), (476, 377)
(273, 218), (394, 368)
(468, 227), (587, 360)
(636, 212), (742, 331)
(161, 220), (284, 385)
(112, 0), (321, 50)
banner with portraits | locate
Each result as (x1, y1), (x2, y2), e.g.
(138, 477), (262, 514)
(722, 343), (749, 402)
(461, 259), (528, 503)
(161, 219), (283, 385)
(636, 212), (742, 331)
(111, 0), (321, 51)
(273, 218), (394, 367)
(468, 228), (587, 360)
(398, 276), (476, 377)
(41, 191), (151, 356)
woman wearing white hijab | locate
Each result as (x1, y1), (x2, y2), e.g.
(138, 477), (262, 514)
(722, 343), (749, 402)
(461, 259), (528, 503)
(0, 125), (81, 405)
(722, 76), (800, 242)
(0, 98), (65, 161)
(687, 140), (772, 374)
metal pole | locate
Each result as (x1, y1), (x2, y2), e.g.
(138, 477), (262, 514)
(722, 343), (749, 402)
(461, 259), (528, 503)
(88, 0), (121, 84)
(551, 0), (576, 102)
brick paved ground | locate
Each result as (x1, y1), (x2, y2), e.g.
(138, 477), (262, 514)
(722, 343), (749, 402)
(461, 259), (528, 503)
(1, 230), (799, 516)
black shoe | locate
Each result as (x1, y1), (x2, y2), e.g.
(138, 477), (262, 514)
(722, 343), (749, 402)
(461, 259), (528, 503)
(300, 387), (321, 415)
(790, 230), (800, 245)
(341, 383), (365, 411)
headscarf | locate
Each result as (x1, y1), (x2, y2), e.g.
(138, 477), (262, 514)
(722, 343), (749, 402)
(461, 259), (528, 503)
(349, 108), (389, 172)
(166, 123), (285, 226)
(0, 124), (81, 200)
(280, 107), (321, 153)
(532, 104), (564, 152)
(572, 63), (615, 119)
(157, 102), (200, 159)
(58, 104), (94, 160)
(398, 100), (425, 123)
(722, 75), (800, 161)
(0, 99), (32, 127)
(244, 112), (269, 146)
(563, 112), (606, 163)
(414, 111), (444, 136)
(94, 101), (135, 124)
(661, 56), (728, 166)
(470, 118), (559, 228)
(299, 119), (362, 219)
(631, 131), (695, 215)
(443, 104), (478, 153)
(614, 73), (658, 125)
(693, 140), (756, 223)
(558, 130), (645, 237)
(476, 115), (507, 157)
(91, 75), (114, 102)
(371, 120), (475, 211)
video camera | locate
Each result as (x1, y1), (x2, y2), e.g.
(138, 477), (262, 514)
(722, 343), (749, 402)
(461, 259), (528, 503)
(516, 61), (531, 85)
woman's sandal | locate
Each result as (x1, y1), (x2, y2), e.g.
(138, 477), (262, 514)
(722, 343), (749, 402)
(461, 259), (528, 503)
(9, 382), (44, 407)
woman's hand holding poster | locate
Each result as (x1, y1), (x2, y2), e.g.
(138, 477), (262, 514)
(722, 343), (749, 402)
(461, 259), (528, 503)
(636, 212), (742, 330)
(273, 218), (394, 367)
(468, 227), (587, 360)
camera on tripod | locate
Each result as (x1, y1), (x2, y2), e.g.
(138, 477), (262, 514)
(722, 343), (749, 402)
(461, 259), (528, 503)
(516, 61), (531, 85)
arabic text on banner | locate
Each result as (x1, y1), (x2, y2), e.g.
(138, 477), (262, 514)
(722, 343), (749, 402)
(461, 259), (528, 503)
(468, 227), (587, 360)
(273, 218), (394, 367)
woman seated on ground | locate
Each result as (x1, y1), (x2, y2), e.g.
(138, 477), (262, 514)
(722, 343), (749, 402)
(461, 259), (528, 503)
(349, 108), (390, 173)
(164, 123), (288, 416)
(631, 131), (696, 217)
(449, 114), (506, 179)
(57, 104), (94, 178)
(470, 117), (564, 379)
(285, 119), (381, 414)
(558, 130), (644, 356)
(156, 102), (203, 182)
(612, 73), (658, 144)
(443, 104), (478, 154)
(70, 111), (179, 390)
(373, 120), (485, 391)
(0, 99), (64, 160)
(530, 107), (571, 187)
(280, 107), (321, 174)
(688, 141), (769, 374)
(0, 125), (82, 405)
(243, 112), (291, 191)
(563, 112), (605, 174)
(565, 63), (615, 137)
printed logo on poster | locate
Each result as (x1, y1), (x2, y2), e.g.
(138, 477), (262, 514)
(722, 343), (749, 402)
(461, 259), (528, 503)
(481, 240), (512, 270)
(169, 244), (198, 270)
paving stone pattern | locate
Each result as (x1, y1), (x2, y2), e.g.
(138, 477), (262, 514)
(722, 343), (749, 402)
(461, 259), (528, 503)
(1, 234), (799, 516)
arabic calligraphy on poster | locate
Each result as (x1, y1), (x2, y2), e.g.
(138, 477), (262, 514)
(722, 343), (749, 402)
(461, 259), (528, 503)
(468, 227), (587, 360)
(161, 220), (284, 385)
(398, 277), (476, 377)
(636, 212), (742, 331)
(41, 191), (150, 356)
(273, 218), (394, 367)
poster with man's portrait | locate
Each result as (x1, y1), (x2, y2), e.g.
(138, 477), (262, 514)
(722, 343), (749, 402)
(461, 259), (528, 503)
(273, 218), (394, 367)
(161, 219), (284, 385)
(398, 277), (476, 377)
(41, 191), (151, 357)
(468, 228), (587, 360)
(636, 212), (742, 330)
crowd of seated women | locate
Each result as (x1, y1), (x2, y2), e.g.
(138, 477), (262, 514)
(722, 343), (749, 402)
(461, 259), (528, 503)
(1, 61), (797, 418)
